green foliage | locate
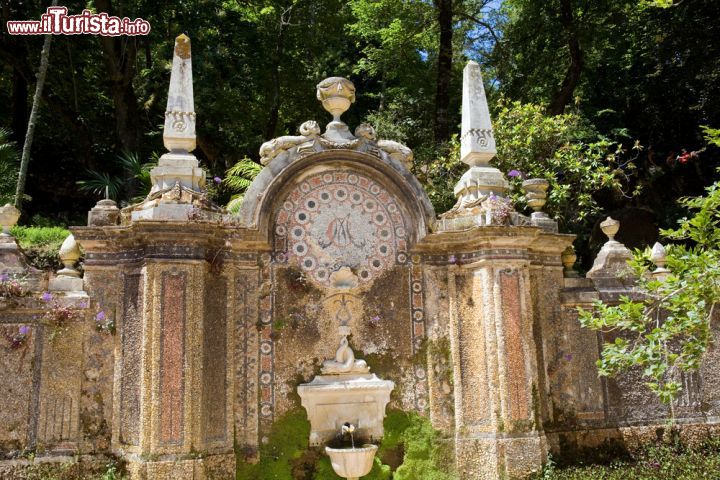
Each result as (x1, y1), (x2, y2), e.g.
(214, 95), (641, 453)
(235, 409), (311, 480)
(98, 461), (126, 480)
(702, 126), (720, 148)
(412, 137), (465, 214)
(235, 409), (456, 479)
(0, 128), (20, 205)
(533, 440), (720, 479)
(77, 152), (156, 205)
(223, 158), (263, 214)
(641, 0), (675, 8)
(579, 173), (720, 406)
(492, 100), (637, 231)
(10, 226), (70, 248)
(390, 411), (456, 480)
(9, 226), (71, 271)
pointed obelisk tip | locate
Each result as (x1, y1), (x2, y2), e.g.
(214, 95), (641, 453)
(163, 32), (196, 153)
(460, 60), (496, 166)
(174, 33), (191, 59)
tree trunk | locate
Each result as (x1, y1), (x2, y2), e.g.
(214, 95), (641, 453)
(548, 0), (583, 116)
(264, 10), (289, 140)
(434, 0), (453, 142)
(14, 0), (58, 209)
(96, 0), (142, 153)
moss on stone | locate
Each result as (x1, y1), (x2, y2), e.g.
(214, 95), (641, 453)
(235, 409), (312, 479)
(236, 409), (457, 479)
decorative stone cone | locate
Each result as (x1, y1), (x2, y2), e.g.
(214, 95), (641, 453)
(0, 203), (20, 235)
(57, 234), (81, 277)
(325, 444), (378, 480)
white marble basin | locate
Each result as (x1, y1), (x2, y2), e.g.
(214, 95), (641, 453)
(325, 444), (378, 479)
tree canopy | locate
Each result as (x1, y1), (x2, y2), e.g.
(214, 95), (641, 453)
(0, 0), (718, 266)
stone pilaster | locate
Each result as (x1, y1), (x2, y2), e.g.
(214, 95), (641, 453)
(73, 224), (260, 480)
(418, 227), (573, 479)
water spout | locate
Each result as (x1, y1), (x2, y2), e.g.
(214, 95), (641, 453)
(342, 422), (356, 448)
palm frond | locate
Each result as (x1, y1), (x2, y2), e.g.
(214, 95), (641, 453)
(226, 194), (245, 215)
(0, 128), (19, 168)
(223, 158), (262, 194)
(77, 170), (123, 199)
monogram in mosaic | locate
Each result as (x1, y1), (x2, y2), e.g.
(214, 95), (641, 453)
(275, 170), (406, 286)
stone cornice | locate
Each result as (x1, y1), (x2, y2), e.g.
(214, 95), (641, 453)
(72, 221), (270, 266)
(414, 225), (575, 258)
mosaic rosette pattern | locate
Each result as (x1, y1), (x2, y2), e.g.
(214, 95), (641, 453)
(275, 170), (408, 285)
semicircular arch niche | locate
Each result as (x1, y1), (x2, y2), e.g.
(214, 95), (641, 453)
(273, 168), (410, 286)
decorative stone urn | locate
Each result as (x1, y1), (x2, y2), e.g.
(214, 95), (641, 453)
(325, 444), (378, 480)
(316, 76), (356, 124)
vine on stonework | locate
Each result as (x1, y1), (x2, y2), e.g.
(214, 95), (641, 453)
(40, 291), (85, 341)
(94, 309), (115, 334)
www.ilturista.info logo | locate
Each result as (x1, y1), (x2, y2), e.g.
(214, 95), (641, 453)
(6, 7), (151, 36)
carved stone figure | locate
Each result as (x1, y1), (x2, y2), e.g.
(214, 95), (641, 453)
(377, 139), (414, 169)
(259, 120), (320, 165)
(321, 333), (369, 374)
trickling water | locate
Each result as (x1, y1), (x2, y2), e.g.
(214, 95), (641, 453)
(342, 422), (356, 448)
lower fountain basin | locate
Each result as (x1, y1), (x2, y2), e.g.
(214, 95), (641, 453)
(325, 444), (378, 479)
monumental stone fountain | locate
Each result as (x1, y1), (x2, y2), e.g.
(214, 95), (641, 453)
(1, 33), (719, 480)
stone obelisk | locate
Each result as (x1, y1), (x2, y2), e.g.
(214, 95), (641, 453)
(131, 33), (206, 221)
(452, 61), (509, 212)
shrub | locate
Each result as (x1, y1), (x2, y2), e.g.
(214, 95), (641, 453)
(9, 226), (71, 271)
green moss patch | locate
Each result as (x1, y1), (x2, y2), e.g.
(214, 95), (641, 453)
(236, 409), (457, 479)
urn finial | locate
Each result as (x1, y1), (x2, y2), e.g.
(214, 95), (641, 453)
(57, 234), (81, 278)
(600, 216), (620, 242)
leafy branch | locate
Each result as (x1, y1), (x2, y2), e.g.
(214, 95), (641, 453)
(579, 167), (720, 410)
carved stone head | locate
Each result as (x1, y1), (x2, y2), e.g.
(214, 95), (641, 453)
(354, 123), (376, 141)
(299, 120), (321, 137)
